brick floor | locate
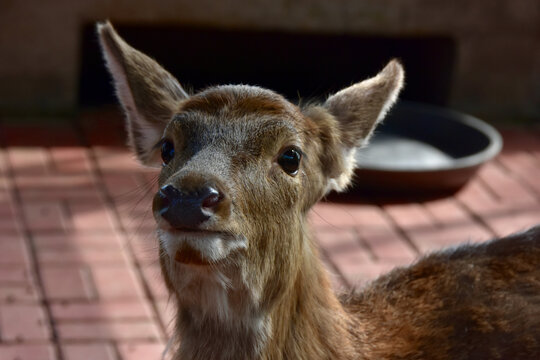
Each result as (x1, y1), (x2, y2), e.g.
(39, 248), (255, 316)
(1, 116), (540, 359)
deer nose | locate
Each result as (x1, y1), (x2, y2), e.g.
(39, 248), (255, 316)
(154, 184), (223, 230)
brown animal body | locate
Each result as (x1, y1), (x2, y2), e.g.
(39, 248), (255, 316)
(98, 22), (540, 360)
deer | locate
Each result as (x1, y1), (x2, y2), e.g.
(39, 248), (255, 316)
(97, 22), (540, 360)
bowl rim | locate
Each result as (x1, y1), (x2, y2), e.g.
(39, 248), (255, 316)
(356, 101), (503, 173)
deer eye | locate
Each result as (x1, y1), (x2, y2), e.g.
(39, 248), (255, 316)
(161, 140), (175, 165)
(278, 147), (302, 176)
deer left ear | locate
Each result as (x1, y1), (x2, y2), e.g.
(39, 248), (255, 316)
(308, 60), (404, 192)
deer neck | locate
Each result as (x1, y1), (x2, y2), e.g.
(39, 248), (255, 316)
(262, 230), (358, 360)
(172, 226), (357, 360)
(171, 259), (269, 360)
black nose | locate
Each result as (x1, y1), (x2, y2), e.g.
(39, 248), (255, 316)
(154, 184), (223, 230)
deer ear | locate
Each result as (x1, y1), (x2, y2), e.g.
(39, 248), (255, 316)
(325, 59), (404, 149)
(97, 21), (188, 166)
(311, 60), (404, 192)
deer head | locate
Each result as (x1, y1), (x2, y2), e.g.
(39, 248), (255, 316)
(98, 21), (404, 358)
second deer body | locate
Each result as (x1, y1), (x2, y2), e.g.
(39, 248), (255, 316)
(98, 22), (540, 360)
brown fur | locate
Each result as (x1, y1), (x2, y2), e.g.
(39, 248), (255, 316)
(347, 228), (540, 359)
(182, 87), (294, 118)
(98, 21), (540, 360)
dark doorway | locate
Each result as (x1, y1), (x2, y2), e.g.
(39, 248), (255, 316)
(79, 24), (455, 108)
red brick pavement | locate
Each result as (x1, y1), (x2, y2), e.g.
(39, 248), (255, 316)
(1, 117), (539, 359)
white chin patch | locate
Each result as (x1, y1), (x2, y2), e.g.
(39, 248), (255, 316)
(157, 229), (252, 323)
(157, 229), (246, 264)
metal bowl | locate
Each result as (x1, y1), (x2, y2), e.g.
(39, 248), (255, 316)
(352, 101), (502, 197)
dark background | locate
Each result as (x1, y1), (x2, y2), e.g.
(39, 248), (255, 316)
(79, 24), (455, 108)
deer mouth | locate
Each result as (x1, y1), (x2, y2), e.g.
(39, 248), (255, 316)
(174, 243), (211, 266)
(162, 229), (221, 266)
(158, 227), (246, 266)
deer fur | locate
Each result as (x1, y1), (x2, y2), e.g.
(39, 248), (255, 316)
(98, 21), (540, 360)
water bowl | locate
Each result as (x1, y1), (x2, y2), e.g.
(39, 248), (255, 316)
(353, 101), (502, 197)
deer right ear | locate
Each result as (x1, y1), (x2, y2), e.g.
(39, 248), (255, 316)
(97, 21), (188, 166)
(305, 60), (404, 193)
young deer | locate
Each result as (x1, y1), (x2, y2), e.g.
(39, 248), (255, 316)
(98, 22), (540, 360)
